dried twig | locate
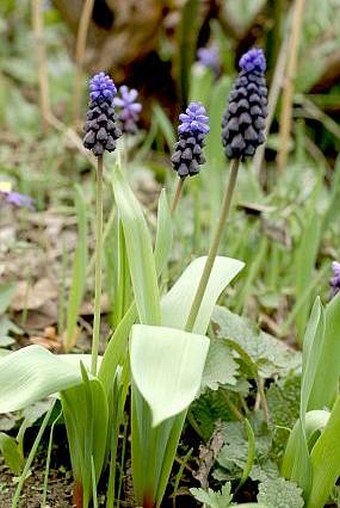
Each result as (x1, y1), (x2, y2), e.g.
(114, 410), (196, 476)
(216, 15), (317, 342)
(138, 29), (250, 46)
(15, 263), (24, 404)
(72, 0), (95, 125)
(277, 0), (306, 171)
(253, 29), (291, 178)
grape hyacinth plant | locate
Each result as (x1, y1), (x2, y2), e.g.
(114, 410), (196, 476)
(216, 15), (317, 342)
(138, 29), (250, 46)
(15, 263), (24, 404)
(170, 101), (209, 213)
(83, 72), (121, 376)
(185, 48), (268, 333)
(114, 85), (142, 134)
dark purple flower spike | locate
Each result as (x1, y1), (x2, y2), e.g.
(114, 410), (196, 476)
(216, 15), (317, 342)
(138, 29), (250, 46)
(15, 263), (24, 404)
(83, 72), (121, 156)
(221, 48), (268, 160)
(171, 102), (210, 179)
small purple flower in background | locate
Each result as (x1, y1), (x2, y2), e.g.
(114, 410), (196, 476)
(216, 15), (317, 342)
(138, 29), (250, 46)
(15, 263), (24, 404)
(83, 72), (121, 156)
(330, 261), (340, 298)
(0, 184), (35, 211)
(171, 102), (210, 178)
(197, 44), (220, 75)
(114, 85), (142, 134)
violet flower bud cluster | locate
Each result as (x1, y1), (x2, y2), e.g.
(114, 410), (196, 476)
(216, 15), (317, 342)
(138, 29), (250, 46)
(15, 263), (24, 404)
(83, 72), (121, 156)
(114, 85), (142, 134)
(171, 102), (210, 179)
(221, 48), (268, 160)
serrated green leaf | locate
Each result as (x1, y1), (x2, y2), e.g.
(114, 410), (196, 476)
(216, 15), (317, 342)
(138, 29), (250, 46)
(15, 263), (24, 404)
(201, 339), (239, 391)
(267, 375), (301, 459)
(257, 477), (304, 508)
(190, 483), (233, 508)
(212, 306), (301, 377)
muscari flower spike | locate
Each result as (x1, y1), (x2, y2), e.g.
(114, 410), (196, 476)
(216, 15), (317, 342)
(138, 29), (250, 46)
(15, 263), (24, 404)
(171, 102), (210, 179)
(83, 72), (122, 156)
(113, 85), (142, 134)
(330, 261), (340, 298)
(221, 48), (268, 160)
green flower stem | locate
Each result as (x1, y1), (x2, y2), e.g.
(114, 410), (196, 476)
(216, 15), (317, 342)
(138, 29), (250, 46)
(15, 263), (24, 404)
(185, 158), (240, 332)
(91, 155), (104, 376)
(171, 177), (185, 215)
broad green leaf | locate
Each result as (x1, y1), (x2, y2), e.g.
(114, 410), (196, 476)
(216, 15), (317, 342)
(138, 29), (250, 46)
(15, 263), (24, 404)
(300, 298), (325, 415)
(61, 376), (108, 507)
(99, 302), (137, 394)
(131, 389), (186, 506)
(112, 164), (160, 325)
(0, 345), (95, 413)
(281, 418), (312, 495)
(308, 395), (340, 508)
(161, 256), (244, 335)
(308, 293), (340, 410)
(130, 324), (209, 426)
(0, 432), (24, 474)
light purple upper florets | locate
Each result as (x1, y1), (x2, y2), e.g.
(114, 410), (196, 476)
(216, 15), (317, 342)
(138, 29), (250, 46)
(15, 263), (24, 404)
(239, 48), (266, 74)
(113, 85), (142, 133)
(178, 102), (210, 135)
(89, 72), (117, 103)
(330, 261), (340, 298)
